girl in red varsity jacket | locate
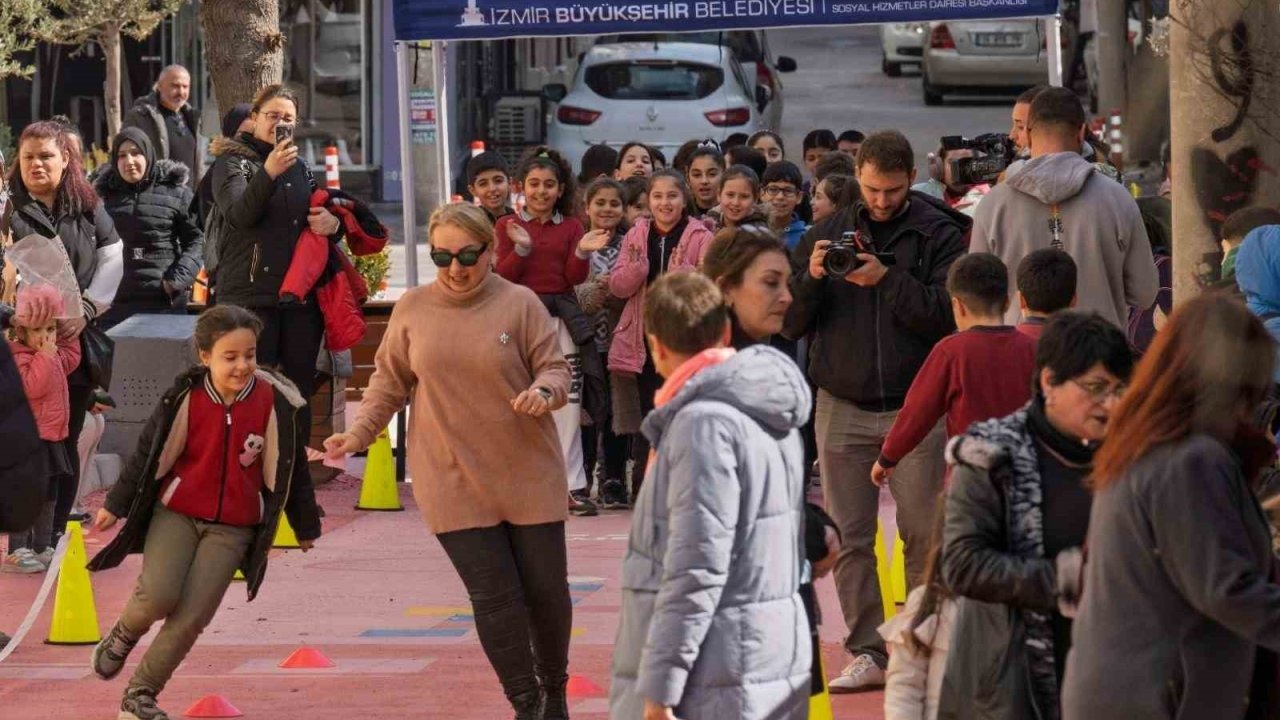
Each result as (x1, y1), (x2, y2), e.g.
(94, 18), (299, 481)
(86, 305), (321, 720)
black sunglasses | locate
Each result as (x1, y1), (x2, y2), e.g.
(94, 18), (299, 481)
(429, 245), (487, 268)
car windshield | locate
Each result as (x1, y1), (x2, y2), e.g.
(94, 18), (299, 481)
(585, 61), (723, 100)
(595, 33), (764, 62)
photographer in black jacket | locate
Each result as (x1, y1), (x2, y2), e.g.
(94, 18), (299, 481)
(784, 130), (969, 693)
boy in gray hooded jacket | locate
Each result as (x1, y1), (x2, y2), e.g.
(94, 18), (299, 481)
(610, 271), (812, 720)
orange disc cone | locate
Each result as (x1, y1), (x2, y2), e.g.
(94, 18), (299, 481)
(183, 694), (243, 718)
(279, 646), (336, 669)
(566, 675), (605, 697)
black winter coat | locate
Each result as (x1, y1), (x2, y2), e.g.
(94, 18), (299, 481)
(209, 134), (336, 307)
(0, 340), (48, 532)
(95, 146), (203, 307)
(783, 192), (969, 411)
(88, 367), (322, 600)
(8, 188), (121, 304)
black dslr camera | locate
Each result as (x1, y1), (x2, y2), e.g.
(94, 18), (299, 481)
(823, 231), (896, 277)
(940, 133), (1017, 186)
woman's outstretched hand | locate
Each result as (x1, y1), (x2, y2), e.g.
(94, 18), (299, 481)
(323, 433), (362, 460)
(512, 389), (551, 418)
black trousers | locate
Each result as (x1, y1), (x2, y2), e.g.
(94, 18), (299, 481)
(253, 303), (324, 491)
(437, 521), (572, 700)
(581, 353), (628, 493)
(628, 356), (664, 501)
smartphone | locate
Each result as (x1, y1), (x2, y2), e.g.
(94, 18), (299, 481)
(274, 123), (294, 145)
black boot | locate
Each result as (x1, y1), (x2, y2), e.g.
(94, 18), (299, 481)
(542, 678), (569, 720)
(510, 687), (545, 720)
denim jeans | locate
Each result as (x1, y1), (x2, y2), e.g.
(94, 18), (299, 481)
(437, 521), (572, 700)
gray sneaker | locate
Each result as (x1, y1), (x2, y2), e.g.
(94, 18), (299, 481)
(93, 622), (140, 680)
(34, 547), (54, 569)
(1, 548), (45, 574)
(827, 653), (886, 693)
(119, 687), (169, 720)
(120, 681), (168, 717)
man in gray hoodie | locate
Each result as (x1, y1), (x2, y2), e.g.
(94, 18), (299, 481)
(971, 87), (1158, 327)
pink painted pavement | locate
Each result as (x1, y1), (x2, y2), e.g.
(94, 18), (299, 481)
(0, 474), (887, 719)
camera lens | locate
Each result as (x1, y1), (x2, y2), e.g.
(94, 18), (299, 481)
(823, 246), (859, 277)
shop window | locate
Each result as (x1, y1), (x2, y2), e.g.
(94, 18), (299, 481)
(279, 0), (368, 166)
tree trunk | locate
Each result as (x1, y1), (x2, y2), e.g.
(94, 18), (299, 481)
(1170, 0), (1280, 304)
(198, 0), (285, 117)
(102, 22), (122, 140)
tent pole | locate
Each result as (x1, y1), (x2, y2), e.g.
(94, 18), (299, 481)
(1046, 15), (1064, 87)
(432, 40), (452, 207)
(395, 41), (419, 288)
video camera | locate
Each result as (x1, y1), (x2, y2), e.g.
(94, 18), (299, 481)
(940, 133), (1017, 186)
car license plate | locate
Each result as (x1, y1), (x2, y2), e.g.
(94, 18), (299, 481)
(974, 32), (1022, 48)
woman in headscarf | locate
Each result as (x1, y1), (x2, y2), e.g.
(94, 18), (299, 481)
(94, 128), (203, 329)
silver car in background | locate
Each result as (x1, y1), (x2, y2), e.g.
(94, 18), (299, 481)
(921, 19), (1051, 106)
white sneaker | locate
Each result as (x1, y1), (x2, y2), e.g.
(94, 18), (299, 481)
(828, 653), (885, 693)
(1, 548), (46, 574)
(35, 547), (55, 569)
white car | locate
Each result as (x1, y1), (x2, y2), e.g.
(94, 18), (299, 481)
(544, 42), (768, 175)
(592, 32), (795, 131)
(880, 23), (927, 77)
(921, 20), (1051, 106)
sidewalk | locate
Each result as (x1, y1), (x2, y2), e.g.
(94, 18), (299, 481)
(0, 474), (888, 719)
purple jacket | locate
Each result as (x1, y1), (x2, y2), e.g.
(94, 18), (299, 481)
(607, 216), (714, 374)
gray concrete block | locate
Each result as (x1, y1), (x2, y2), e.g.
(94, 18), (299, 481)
(107, 314), (199, 424)
(101, 419), (147, 458)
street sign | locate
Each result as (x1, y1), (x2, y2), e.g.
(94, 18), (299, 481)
(394, 0), (1061, 42)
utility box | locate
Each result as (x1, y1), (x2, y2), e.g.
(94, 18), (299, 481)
(491, 94), (544, 171)
(100, 314), (198, 457)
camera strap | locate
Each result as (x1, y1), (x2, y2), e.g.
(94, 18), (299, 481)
(1048, 204), (1064, 250)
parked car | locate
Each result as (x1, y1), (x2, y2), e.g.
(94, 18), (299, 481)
(592, 32), (796, 130)
(880, 23), (927, 76)
(921, 19), (1052, 106)
(544, 42), (767, 175)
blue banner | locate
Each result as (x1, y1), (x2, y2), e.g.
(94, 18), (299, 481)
(394, 0), (1061, 42)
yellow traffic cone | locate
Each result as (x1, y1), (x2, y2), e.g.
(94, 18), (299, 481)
(808, 651), (835, 720)
(233, 569), (245, 581)
(273, 514), (300, 549)
(875, 521), (896, 620)
(355, 429), (403, 511)
(46, 521), (101, 645)
(891, 531), (908, 604)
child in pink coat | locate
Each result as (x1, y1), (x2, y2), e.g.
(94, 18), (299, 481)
(3, 285), (80, 574)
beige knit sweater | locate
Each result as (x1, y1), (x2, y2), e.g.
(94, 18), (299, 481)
(349, 272), (571, 534)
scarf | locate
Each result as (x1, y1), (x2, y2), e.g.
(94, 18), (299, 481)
(1223, 245), (1241, 281)
(654, 347), (735, 408)
(1027, 395), (1096, 467)
(947, 407), (1061, 720)
(648, 347), (736, 465)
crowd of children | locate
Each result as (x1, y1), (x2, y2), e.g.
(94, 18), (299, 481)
(457, 129), (867, 517)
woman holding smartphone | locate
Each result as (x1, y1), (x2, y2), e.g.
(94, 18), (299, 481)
(209, 83), (340, 515)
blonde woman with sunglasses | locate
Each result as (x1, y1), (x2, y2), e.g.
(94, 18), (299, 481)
(325, 202), (574, 720)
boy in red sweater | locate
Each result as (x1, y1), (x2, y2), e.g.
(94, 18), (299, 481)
(1016, 248), (1077, 341)
(872, 253), (1037, 486)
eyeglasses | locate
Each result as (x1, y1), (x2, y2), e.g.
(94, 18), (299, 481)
(429, 245), (487, 268)
(763, 186), (799, 198)
(260, 111), (296, 124)
(1071, 379), (1127, 402)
